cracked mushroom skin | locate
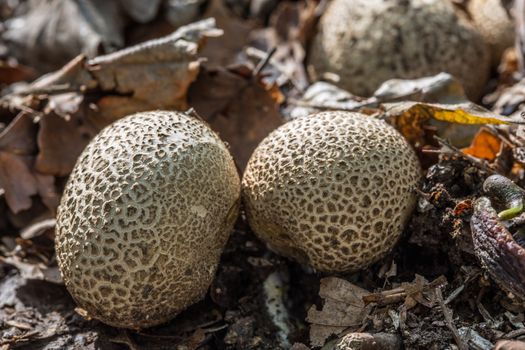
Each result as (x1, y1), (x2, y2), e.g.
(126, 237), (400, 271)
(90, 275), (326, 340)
(242, 111), (421, 273)
(308, 0), (490, 100)
(55, 110), (240, 329)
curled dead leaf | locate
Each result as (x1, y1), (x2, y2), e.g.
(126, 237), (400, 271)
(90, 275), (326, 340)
(306, 277), (371, 348)
(385, 101), (519, 145)
(36, 111), (96, 176)
(200, 0), (256, 67)
(0, 19), (220, 217)
(0, 113), (40, 213)
(462, 127), (503, 161)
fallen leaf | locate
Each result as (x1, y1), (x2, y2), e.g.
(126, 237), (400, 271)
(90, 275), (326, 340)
(289, 82), (366, 119)
(2, 0), (125, 72)
(20, 218), (56, 240)
(85, 18), (221, 119)
(306, 277), (371, 348)
(494, 340), (525, 350)
(289, 73), (469, 120)
(362, 275), (447, 309)
(270, 0), (317, 42)
(0, 256), (62, 284)
(188, 66), (283, 170)
(462, 128), (503, 161)
(35, 110), (96, 176)
(200, 0), (257, 67)
(385, 101), (519, 145)
(0, 113), (39, 213)
(0, 112), (37, 154)
(373, 72), (467, 104)
(0, 153), (37, 213)
(0, 62), (36, 85)
(0, 18), (220, 215)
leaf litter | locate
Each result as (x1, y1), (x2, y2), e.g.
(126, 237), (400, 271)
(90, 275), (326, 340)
(4, 0), (525, 349)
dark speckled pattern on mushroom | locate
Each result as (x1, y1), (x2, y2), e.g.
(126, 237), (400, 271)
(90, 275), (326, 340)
(308, 0), (490, 100)
(242, 111), (421, 273)
(55, 111), (240, 329)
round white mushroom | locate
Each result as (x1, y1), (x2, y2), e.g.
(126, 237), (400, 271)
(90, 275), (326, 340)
(308, 0), (490, 100)
(242, 111), (421, 273)
(55, 110), (240, 329)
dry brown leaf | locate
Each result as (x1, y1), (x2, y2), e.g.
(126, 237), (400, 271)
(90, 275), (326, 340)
(88, 59), (200, 112)
(35, 111), (97, 176)
(362, 275), (446, 310)
(306, 277), (371, 348)
(0, 62), (36, 85)
(0, 19), (219, 217)
(200, 0), (256, 67)
(0, 112), (37, 154)
(462, 127), (503, 161)
(33, 173), (60, 214)
(494, 340), (525, 350)
(84, 18), (220, 118)
(188, 66), (283, 170)
(0, 113), (39, 213)
(0, 153), (37, 214)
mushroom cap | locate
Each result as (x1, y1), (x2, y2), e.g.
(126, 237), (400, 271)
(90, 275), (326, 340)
(55, 110), (240, 329)
(468, 0), (514, 66)
(242, 111), (421, 273)
(308, 0), (490, 100)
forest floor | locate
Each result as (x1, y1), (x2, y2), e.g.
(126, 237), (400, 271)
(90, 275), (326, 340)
(2, 0), (525, 349)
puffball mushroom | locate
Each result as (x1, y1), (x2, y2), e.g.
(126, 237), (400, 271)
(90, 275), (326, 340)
(242, 111), (421, 273)
(55, 110), (240, 329)
(308, 0), (490, 100)
(468, 0), (514, 66)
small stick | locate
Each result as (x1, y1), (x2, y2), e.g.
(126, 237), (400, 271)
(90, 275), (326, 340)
(436, 287), (468, 350)
(253, 47), (277, 78)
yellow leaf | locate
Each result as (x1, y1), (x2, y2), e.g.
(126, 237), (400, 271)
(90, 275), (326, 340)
(384, 101), (520, 144)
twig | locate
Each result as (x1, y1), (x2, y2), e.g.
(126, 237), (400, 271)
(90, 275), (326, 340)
(444, 285), (465, 305)
(436, 287), (468, 350)
(363, 275), (447, 306)
(444, 269), (481, 305)
(245, 46), (306, 91)
(253, 47), (277, 78)
(424, 136), (496, 175)
(503, 327), (525, 339)
(6, 84), (79, 97)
